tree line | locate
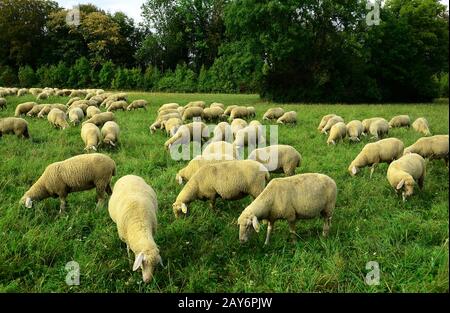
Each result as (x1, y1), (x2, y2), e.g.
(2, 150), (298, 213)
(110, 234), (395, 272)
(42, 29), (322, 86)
(0, 0), (448, 102)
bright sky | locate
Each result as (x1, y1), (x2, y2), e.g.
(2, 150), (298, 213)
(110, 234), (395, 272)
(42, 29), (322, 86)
(56, 0), (449, 25)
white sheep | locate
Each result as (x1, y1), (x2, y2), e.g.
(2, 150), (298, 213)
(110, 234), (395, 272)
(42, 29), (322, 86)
(263, 108), (285, 121)
(229, 107), (249, 121)
(0, 117), (30, 139)
(211, 122), (234, 143)
(389, 115), (410, 128)
(210, 102), (225, 109)
(127, 100), (148, 111)
(346, 120), (364, 142)
(182, 107), (204, 121)
(247, 107), (256, 118)
(15, 102), (37, 117)
(172, 160), (270, 217)
(69, 107), (85, 126)
(17, 88), (28, 96)
(67, 97), (81, 107)
(317, 114), (337, 131)
(175, 154), (233, 185)
(321, 116), (344, 134)
(26, 104), (45, 117)
(108, 175), (162, 283)
(230, 119), (248, 138)
(37, 105), (53, 118)
(412, 117), (431, 136)
(107, 101), (128, 112)
(238, 173), (336, 245)
(86, 106), (101, 118)
(223, 105), (238, 116)
(202, 141), (237, 159)
(368, 119), (389, 140)
(162, 117), (183, 137)
(361, 117), (387, 134)
(234, 125), (266, 150)
(185, 101), (205, 109)
(36, 92), (49, 101)
(81, 123), (102, 152)
(0, 97), (6, 110)
(20, 153), (116, 213)
(327, 122), (347, 145)
(277, 111), (297, 124)
(48, 108), (69, 130)
(101, 121), (120, 147)
(348, 137), (404, 177)
(203, 107), (225, 121)
(387, 153), (426, 201)
(158, 103), (179, 112)
(164, 122), (208, 150)
(83, 112), (115, 127)
(248, 145), (302, 176)
(404, 135), (449, 166)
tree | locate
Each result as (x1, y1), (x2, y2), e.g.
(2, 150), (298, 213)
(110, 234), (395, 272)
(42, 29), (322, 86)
(99, 61), (116, 89)
(18, 66), (36, 87)
(68, 57), (91, 88)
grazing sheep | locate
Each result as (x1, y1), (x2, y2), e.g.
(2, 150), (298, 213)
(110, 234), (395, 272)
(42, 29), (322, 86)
(162, 117), (182, 137)
(223, 105), (238, 116)
(317, 114), (338, 131)
(387, 153), (426, 201)
(36, 92), (49, 101)
(20, 153), (116, 213)
(17, 88), (28, 96)
(127, 100), (148, 111)
(86, 106), (101, 118)
(101, 121), (120, 147)
(81, 123), (102, 152)
(108, 175), (162, 283)
(211, 122), (233, 143)
(158, 103), (179, 112)
(51, 103), (68, 112)
(210, 103), (225, 109)
(234, 125), (266, 150)
(248, 145), (302, 176)
(83, 112), (115, 127)
(29, 88), (43, 96)
(369, 119), (389, 140)
(67, 97), (81, 107)
(412, 117), (431, 136)
(172, 160), (270, 217)
(89, 95), (105, 106)
(346, 120), (364, 142)
(404, 135), (449, 166)
(277, 111), (297, 124)
(0, 117), (30, 139)
(238, 173), (336, 245)
(48, 108), (69, 130)
(26, 104), (45, 117)
(231, 119), (248, 138)
(158, 108), (179, 117)
(175, 155), (232, 185)
(229, 107), (249, 121)
(164, 122), (207, 150)
(107, 101), (128, 112)
(362, 117), (387, 134)
(263, 108), (285, 121)
(69, 107), (85, 126)
(182, 107), (204, 121)
(348, 138), (404, 177)
(247, 107), (256, 118)
(37, 105), (53, 118)
(202, 141), (237, 159)
(185, 101), (205, 109)
(203, 107), (225, 121)
(322, 116), (345, 134)
(69, 100), (90, 113)
(15, 102), (37, 117)
(0, 98), (6, 110)
(389, 115), (411, 128)
(150, 113), (182, 133)
(84, 92), (95, 100)
(177, 106), (185, 116)
(69, 90), (87, 98)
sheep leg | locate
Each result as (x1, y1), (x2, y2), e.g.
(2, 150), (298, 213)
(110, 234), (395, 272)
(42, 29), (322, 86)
(264, 221), (273, 245)
(288, 222), (297, 243)
(106, 183), (113, 196)
(95, 185), (107, 209)
(59, 197), (67, 214)
(322, 216), (332, 237)
(418, 175), (425, 190)
(370, 164), (377, 178)
(209, 197), (216, 210)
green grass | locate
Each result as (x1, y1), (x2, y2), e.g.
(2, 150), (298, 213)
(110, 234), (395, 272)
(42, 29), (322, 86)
(0, 92), (448, 293)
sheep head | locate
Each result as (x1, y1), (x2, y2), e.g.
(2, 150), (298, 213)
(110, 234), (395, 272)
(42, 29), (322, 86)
(348, 163), (359, 176)
(133, 250), (163, 283)
(238, 215), (260, 243)
(172, 201), (188, 218)
(19, 195), (33, 208)
(396, 177), (415, 201)
(175, 173), (184, 185)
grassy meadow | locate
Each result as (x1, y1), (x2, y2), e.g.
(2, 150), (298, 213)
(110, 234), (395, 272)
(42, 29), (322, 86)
(0, 92), (448, 293)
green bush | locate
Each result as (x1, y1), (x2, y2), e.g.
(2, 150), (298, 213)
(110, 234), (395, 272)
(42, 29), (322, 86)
(99, 61), (116, 89)
(36, 66), (51, 87)
(143, 65), (161, 91)
(18, 66), (36, 87)
(68, 57), (92, 88)
(0, 66), (18, 87)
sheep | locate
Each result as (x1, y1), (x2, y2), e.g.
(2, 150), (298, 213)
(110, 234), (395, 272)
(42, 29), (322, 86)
(210, 102), (224, 109)
(17, 88), (28, 96)
(387, 153), (426, 202)
(150, 113), (182, 133)
(84, 92), (95, 100)
(404, 135), (449, 166)
(101, 121), (120, 147)
(211, 122), (234, 143)
(248, 145), (302, 176)
(389, 115), (411, 128)
(15, 102), (37, 117)
(175, 155), (233, 185)
(368, 119), (389, 140)
(36, 92), (49, 101)
(108, 175), (162, 283)
(107, 101), (128, 112)
(247, 107), (256, 118)
(67, 97), (81, 107)
(237, 173), (336, 245)
(348, 137), (404, 177)
(81, 123), (102, 152)
(89, 95), (106, 106)
(317, 114), (338, 131)
(277, 111), (297, 124)
(69, 100), (90, 113)
(127, 100), (148, 111)
(185, 101), (205, 109)
(164, 122), (207, 150)
(158, 108), (179, 117)
(51, 103), (68, 112)
(172, 160), (270, 217)
(346, 120), (364, 142)
(231, 119), (248, 138)
(158, 103), (179, 112)
(203, 107), (225, 121)
(0, 117), (30, 139)
(29, 88), (43, 96)
(234, 125), (266, 150)
(202, 141), (237, 159)
(321, 116), (345, 134)
(37, 105), (53, 118)
(162, 117), (182, 137)
(229, 107), (249, 121)
(0, 97), (6, 110)
(412, 117), (431, 136)
(20, 153), (116, 213)
(48, 108), (69, 130)
(55, 90), (67, 97)
(83, 112), (115, 127)
(26, 104), (45, 117)
(86, 106), (101, 118)
(361, 117), (388, 134)
(223, 105), (238, 116)
(69, 107), (85, 126)
(182, 107), (204, 121)
(177, 106), (185, 116)
(69, 90), (87, 98)
(263, 108), (285, 121)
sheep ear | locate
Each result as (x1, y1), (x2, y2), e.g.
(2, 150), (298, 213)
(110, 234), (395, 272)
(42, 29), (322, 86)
(396, 179), (405, 190)
(25, 197), (33, 208)
(252, 216), (260, 233)
(133, 252), (145, 271)
(110, 141), (115, 147)
(181, 203), (188, 214)
(351, 166), (357, 175)
(92, 146), (97, 151)
(157, 255), (163, 267)
(177, 175), (183, 185)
